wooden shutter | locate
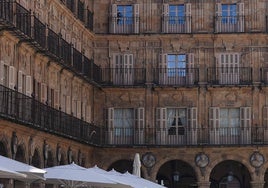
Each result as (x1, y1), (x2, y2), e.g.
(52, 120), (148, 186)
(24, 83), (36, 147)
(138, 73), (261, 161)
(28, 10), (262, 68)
(209, 107), (220, 129)
(185, 3), (191, 33)
(215, 3), (222, 32)
(25, 75), (32, 97)
(54, 90), (60, 109)
(156, 108), (167, 129)
(41, 83), (47, 103)
(237, 3), (245, 32)
(18, 71), (23, 92)
(77, 100), (81, 118)
(188, 107), (197, 129)
(160, 53), (167, 69)
(0, 61), (4, 85)
(240, 107), (251, 128)
(66, 95), (71, 114)
(135, 108), (144, 129)
(86, 105), (91, 122)
(72, 100), (77, 116)
(110, 4), (117, 33)
(162, 4), (169, 33)
(187, 53), (195, 68)
(159, 53), (167, 84)
(134, 4), (139, 34)
(263, 106), (268, 127)
(8, 66), (16, 90)
(108, 108), (114, 129)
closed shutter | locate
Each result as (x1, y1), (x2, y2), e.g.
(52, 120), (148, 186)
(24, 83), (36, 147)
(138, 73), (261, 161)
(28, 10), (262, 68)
(86, 105), (91, 122)
(156, 108), (167, 130)
(8, 66), (16, 90)
(0, 61), (4, 85)
(187, 53), (195, 84)
(66, 96), (71, 114)
(215, 3), (222, 32)
(134, 4), (139, 34)
(107, 108), (114, 144)
(54, 90), (60, 109)
(72, 100), (77, 116)
(187, 107), (197, 129)
(18, 71), (23, 93)
(25, 75), (32, 97)
(263, 106), (268, 127)
(240, 107), (251, 128)
(237, 3), (245, 32)
(185, 3), (191, 33)
(41, 83), (47, 103)
(135, 107), (144, 129)
(162, 4), (169, 33)
(159, 53), (167, 84)
(134, 107), (144, 144)
(124, 54), (134, 85)
(209, 107), (220, 129)
(110, 4), (117, 33)
(77, 100), (81, 118)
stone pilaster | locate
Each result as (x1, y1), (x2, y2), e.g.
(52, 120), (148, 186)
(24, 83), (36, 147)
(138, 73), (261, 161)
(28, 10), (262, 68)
(197, 181), (211, 188)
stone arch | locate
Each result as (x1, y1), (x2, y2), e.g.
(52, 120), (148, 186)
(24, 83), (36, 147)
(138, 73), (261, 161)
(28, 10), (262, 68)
(31, 148), (42, 168)
(156, 159), (197, 188)
(15, 144), (26, 163)
(209, 160), (251, 188)
(46, 149), (55, 167)
(207, 154), (254, 182)
(107, 159), (133, 174)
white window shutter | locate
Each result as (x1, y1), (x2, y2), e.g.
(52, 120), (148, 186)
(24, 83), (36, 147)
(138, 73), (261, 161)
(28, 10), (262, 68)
(263, 106), (268, 127)
(162, 4), (169, 33)
(185, 3), (191, 33)
(240, 107), (251, 128)
(25, 75), (32, 97)
(54, 90), (60, 109)
(41, 83), (47, 103)
(77, 100), (81, 119)
(187, 107), (197, 129)
(134, 4), (139, 34)
(135, 107), (144, 129)
(209, 107), (220, 129)
(156, 108), (167, 129)
(108, 108), (114, 129)
(72, 100), (77, 116)
(215, 3), (222, 32)
(160, 53), (167, 69)
(86, 105), (91, 123)
(187, 53), (195, 68)
(110, 4), (117, 33)
(8, 66), (16, 90)
(66, 96), (71, 114)
(0, 61), (4, 85)
(237, 3), (245, 32)
(18, 71), (23, 92)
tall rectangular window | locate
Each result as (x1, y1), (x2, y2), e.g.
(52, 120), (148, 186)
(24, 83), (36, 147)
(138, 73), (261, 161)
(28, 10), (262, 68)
(114, 108), (134, 136)
(220, 108), (240, 135)
(167, 108), (186, 135)
(222, 4), (237, 24)
(167, 54), (186, 77)
(117, 5), (133, 25)
(169, 5), (185, 25)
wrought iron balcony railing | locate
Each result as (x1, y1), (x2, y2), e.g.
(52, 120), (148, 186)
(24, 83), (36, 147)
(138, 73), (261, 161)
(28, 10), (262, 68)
(110, 16), (139, 34)
(162, 15), (192, 33)
(103, 126), (268, 146)
(153, 68), (199, 87)
(0, 84), (102, 145)
(101, 68), (146, 86)
(207, 67), (252, 85)
(215, 16), (245, 33)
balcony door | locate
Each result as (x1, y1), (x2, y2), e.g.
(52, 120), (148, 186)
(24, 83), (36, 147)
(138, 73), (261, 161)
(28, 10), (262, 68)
(113, 54), (134, 85)
(218, 53), (240, 85)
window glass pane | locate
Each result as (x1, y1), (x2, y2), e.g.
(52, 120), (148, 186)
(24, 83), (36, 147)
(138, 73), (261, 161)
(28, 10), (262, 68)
(169, 5), (185, 24)
(114, 108), (134, 136)
(117, 5), (133, 25)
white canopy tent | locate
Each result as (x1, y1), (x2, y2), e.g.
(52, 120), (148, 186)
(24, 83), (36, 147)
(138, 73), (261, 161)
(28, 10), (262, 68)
(0, 155), (46, 182)
(87, 166), (166, 188)
(0, 166), (26, 179)
(44, 162), (131, 188)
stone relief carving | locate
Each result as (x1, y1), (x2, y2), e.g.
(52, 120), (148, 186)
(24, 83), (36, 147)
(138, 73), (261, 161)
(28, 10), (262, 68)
(250, 152), (264, 168)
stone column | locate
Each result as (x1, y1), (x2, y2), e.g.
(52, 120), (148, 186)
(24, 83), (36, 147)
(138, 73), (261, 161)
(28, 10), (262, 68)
(250, 181), (265, 188)
(197, 181), (211, 188)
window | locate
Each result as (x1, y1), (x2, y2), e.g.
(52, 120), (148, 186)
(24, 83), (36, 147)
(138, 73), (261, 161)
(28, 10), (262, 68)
(107, 108), (144, 144)
(209, 107), (251, 144)
(167, 54), (186, 77)
(217, 53), (240, 85)
(110, 4), (139, 34)
(162, 3), (191, 33)
(167, 108), (186, 135)
(215, 3), (244, 32)
(112, 53), (134, 85)
(158, 53), (195, 85)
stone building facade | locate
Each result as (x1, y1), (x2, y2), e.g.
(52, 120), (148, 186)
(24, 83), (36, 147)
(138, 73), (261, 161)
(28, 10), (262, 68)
(1, 0), (268, 187)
